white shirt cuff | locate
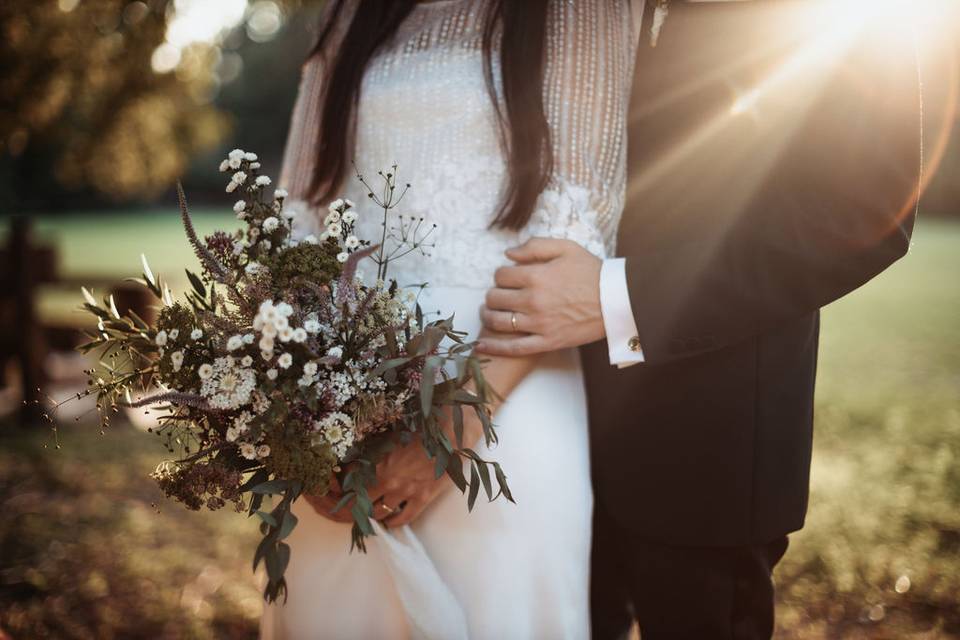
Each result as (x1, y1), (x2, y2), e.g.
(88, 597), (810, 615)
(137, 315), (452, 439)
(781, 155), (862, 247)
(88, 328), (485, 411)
(599, 258), (645, 368)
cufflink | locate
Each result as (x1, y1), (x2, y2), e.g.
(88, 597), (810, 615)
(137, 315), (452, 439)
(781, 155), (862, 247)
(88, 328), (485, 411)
(628, 336), (642, 353)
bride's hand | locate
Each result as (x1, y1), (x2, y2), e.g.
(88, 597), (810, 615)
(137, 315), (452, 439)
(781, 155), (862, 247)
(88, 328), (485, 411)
(303, 484), (355, 524)
(375, 410), (485, 528)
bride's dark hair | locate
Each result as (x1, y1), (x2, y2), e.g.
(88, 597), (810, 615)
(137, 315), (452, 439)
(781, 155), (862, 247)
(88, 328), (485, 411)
(307, 0), (552, 231)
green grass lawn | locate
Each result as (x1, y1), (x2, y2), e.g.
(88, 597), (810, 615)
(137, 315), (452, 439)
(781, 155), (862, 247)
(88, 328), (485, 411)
(1, 213), (958, 638)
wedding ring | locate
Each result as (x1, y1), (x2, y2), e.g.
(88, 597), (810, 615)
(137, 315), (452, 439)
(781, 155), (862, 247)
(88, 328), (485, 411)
(510, 312), (519, 332)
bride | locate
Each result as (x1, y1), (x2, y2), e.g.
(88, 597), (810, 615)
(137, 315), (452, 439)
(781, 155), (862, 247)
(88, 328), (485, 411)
(262, 1), (639, 637)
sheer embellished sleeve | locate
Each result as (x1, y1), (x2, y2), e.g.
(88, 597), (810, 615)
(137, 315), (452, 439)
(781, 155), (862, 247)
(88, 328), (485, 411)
(279, 1), (357, 239)
(524, 0), (639, 258)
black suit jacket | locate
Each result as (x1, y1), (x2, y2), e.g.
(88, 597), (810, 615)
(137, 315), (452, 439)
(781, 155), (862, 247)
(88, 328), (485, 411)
(583, 0), (922, 546)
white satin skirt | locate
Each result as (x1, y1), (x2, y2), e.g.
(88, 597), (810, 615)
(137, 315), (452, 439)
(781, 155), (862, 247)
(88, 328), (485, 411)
(260, 287), (594, 640)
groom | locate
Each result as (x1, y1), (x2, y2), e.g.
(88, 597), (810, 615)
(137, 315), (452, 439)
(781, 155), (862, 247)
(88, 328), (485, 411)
(478, 1), (922, 638)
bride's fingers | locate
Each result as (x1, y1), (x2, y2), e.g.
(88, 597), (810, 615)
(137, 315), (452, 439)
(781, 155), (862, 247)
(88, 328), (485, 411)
(475, 334), (550, 357)
(382, 497), (424, 528)
(304, 493), (354, 523)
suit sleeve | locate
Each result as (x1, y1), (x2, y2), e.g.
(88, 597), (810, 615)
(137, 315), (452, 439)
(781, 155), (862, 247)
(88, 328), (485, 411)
(623, 19), (922, 364)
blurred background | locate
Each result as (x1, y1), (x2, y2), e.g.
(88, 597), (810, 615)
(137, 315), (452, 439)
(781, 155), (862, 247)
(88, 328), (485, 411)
(0, 1), (958, 638)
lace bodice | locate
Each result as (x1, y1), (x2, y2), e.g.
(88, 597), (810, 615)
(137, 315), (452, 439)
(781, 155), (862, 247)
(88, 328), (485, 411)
(281, 0), (640, 289)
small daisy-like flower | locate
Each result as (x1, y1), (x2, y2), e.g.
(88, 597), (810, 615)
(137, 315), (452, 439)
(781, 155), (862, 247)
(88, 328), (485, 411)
(261, 240), (272, 251)
(243, 333), (255, 344)
(328, 198), (345, 211)
(324, 211), (341, 225)
(234, 200), (246, 213)
(326, 346), (344, 360)
(226, 181), (238, 193)
(245, 261), (263, 275)
(226, 335), (244, 351)
(278, 325), (294, 342)
(249, 162), (261, 170)
(327, 222), (342, 236)
(344, 199), (355, 208)
(170, 350), (184, 372)
(241, 355), (253, 367)
(345, 236), (360, 249)
(303, 362), (318, 376)
(266, 368), (278, 380)
(259, 336), (275, 352)
(191, 328), (203, 340)
(198, 363), (214, 380)
(274, 188), (288, 199)
(231, 171), (247, 185)
(155, 330), (168, 347)
(226, 426), (240, 442)
(304, 319), (321, 334)
(239, 443), (257, 460)
(342, 211), (358, 224)
(255, 175), (271, 187)
(292, 327), (308, 343)
(168, 329), (179, 340)
(244, 152), (258, 162)
(337, 252), (349, 263)
(228, 149), (245, 161)
(219, 159), (231, 172)
(278, 353), (293, 369)
(256, 444), (271, 459)
(262, 216), (279, 233)
(276, 302), (294, 317)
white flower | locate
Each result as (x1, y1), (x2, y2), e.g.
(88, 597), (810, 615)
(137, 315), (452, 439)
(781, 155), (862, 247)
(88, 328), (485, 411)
(266, 368), (278, 380)
(239, 443), (257, 460)
(326, 346), (343, 359)
(297, 375), (314, 387)
(244, 152), (258, 161)
(345, 236), (360, 249)
(225, 426), (240, 442)
(259, 336), (275, 352)
(276, 302), (293, 317)
(303, 319), (321, 334)
(170, 350), (184, 372)
(277, 325), (294, 342)
(243, 333), (255, 344)
(232, 241), (244, 255)
(274, 314), (289, 331)
(337, 252), (349, 263)
(256, 444), (271, 459)
(302, 235), (319, 245)
(342, 211), (358, 224)
(226, 335), (244, 351)
(261, 349), (274, 361)
(198, 363), (214, 380)
(168, 329), (179, 340)
(228, 148), (245, 160)
(155, 330), (168, 347)
(249, 161), (261, 170)
(303, 362), (318, 376)
(245, 261), (262, 275)
(219, 159), (231, 172)
(255, 175), (271, 187)
(261, 323), (278, 339)
(261, 240), (272, 251)
(274, 188), (288, 199)
(327, 222), (342, 236)
(262, 216), (279, 232)
(233, 200), (246, 213)
(344, 199), (355, 208)
(231, 171), (247, 185)
(328, 198), (345, 211)
(292, 327), (307, 343)
(324, 211), (341, 225)
(241, 355), (253, 367)
(229, 157), (242, 170)
(277, 353), (293, 369)
(226, 181), (238, 193)
(190, 328), (203, 340)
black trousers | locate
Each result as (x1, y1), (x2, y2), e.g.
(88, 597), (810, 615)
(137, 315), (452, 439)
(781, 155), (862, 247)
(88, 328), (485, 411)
(591, 504), (790, 640)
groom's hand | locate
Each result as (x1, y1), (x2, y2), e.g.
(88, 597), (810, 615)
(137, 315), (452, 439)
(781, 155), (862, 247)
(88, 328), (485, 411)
(478, 238), (604, 356)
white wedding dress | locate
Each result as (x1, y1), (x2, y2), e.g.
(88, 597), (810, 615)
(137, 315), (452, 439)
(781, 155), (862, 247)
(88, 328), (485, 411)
(262, 1), (638, 638)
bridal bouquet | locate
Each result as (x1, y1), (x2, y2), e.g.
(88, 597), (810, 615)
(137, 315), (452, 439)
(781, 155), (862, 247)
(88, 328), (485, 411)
(73, 149), (511, 602)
